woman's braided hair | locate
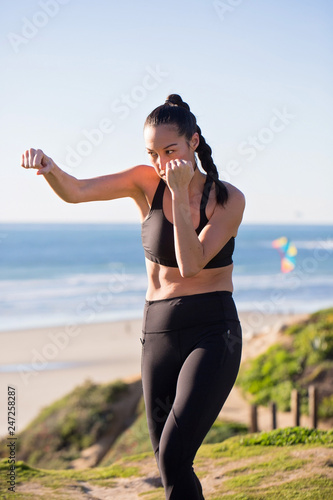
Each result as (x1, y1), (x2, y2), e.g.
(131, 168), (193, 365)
(144, 94), (228, 206)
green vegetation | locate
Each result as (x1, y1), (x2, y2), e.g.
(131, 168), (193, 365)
(100, 397), (152, 465)
(1, 428), (332, 499)
(240, 426), (333, 446)
(1, 377), (248, 473)
(101, 396), (248, 466)
(237, 307), (333, 415)
(319, 394), (333, 418)
(0, 456), (140, 499)
(0, 379), (129, 470)
(203, 419), (248, 444)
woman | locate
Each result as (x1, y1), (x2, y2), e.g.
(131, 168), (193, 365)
(22, 94), (245, 499)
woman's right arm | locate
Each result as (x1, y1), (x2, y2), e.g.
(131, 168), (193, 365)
(21, 148), (151, 204)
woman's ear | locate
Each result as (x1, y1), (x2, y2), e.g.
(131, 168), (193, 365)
(190, 132), (200, 151)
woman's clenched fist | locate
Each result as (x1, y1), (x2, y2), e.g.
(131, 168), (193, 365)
(21, 148), (54, 175)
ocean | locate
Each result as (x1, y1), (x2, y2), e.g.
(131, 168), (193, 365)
(0, 223), (332, 332)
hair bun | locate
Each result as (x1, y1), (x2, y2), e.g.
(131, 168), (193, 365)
(165, 94), (190, 112)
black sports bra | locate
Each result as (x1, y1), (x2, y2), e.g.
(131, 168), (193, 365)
(141, 176), (234, 269)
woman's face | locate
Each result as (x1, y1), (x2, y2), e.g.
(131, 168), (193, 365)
(144, 124), (198, 179)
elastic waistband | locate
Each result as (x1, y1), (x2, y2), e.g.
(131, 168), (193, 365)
(145, 290), (232, 306)
(143, 291), (239, 334)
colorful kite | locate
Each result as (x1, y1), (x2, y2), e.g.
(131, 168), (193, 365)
(272, 236), (297, 273)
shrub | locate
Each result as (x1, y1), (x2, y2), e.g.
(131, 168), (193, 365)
(238, 308), (333, 414)
(241, 427), (333, 446)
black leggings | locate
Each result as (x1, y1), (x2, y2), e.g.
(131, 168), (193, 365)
(141, 291), (242, 499)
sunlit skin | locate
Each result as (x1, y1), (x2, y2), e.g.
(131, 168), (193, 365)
(21, 117), (245, 500)
(142, 124), (244, 299)
(21, 124), (245, 300)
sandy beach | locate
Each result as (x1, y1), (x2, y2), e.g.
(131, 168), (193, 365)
(0, 311), (310, 439)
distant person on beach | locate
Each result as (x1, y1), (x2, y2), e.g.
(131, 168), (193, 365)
(22, 94), (245, 499)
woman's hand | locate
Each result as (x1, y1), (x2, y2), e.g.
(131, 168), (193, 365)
(21, 148), (55, 175)
(165, 159), (194, 193)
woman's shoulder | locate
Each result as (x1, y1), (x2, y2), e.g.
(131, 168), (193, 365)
(212, 180), (246, 233)
(128, 163), (154, 176)
(222, 181), (246, 209)
(206, 179), (245, 234)
(127, 164), (162, 206)
(130, 164), (159, 182)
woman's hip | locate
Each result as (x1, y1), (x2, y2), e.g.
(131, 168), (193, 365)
(142, 290), (240, 334)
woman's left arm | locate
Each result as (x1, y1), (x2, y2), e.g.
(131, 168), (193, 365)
(168, 163), (245, 278)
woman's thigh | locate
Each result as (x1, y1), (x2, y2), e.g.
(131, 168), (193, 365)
(162, 320), (242, 460)
(141, 331), (182, 454)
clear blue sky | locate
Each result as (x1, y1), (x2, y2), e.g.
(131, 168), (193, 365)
(1, 0), (332, 223)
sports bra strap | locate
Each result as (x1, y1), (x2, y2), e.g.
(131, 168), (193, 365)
(151, 178), (166, 210)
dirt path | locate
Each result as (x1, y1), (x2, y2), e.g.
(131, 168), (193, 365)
(16, 446), (333, 499)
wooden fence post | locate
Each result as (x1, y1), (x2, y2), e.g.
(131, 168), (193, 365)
(250, 404), (258, 432)
(271, 402), (277, 430)
(309, 385), (318, 429)
(291, 389), (300, 427)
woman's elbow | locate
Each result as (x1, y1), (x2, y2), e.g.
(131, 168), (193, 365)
(60, 186), (85, 203)
(179, 263), (203, 278)
(67, 196), (82, 204)
(59, 194), (80, 204)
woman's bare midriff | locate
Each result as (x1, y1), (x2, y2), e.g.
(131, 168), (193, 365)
(145, 259), (234, 301)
